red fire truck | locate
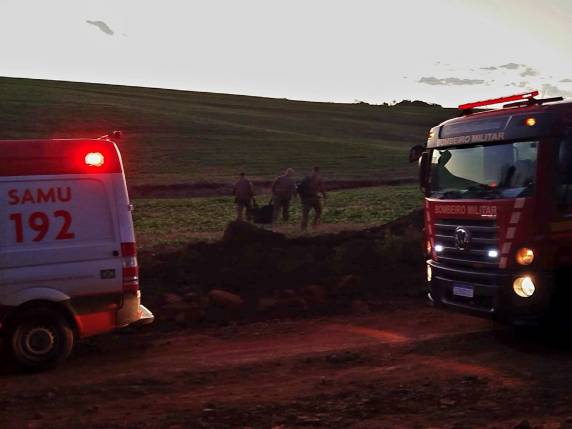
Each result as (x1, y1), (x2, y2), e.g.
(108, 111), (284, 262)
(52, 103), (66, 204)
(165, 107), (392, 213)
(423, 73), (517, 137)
(410, 91), (572, 323)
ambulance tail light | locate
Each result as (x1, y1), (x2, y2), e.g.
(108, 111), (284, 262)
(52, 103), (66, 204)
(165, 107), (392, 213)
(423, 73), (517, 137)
(121, 242), (139, 293)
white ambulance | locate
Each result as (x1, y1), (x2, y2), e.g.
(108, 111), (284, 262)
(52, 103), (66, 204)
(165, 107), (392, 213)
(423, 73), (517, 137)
(0, 133), (153, 370)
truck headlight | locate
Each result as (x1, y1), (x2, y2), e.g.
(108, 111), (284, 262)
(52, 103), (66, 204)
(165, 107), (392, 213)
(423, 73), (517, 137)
(516, 247), (534, 265)
(427, 265), (432, 282)
(513, 276), (535, 298)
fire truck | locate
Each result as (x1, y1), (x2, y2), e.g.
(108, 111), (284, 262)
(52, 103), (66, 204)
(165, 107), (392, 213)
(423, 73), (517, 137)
(410, 91), (572, 323)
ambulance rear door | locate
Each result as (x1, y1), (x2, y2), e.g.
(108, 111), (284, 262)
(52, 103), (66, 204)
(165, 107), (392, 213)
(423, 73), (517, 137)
(0, 140), (124, 308)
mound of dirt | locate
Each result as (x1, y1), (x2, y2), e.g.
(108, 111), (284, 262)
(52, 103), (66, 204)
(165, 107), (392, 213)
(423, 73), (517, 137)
(140, 209), (425, 324)
(222, 221), (286, 244)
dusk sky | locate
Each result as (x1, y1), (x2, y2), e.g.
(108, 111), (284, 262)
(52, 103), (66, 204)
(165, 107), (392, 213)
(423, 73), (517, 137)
(2, 0), (571, 106)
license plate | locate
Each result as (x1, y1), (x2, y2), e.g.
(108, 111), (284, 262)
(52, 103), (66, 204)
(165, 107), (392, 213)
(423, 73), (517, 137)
(453, 283), (474, 298)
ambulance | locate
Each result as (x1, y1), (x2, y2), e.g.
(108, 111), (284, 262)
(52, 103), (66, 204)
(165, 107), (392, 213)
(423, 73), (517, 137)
(0, 132), (153, 369)
(411, 91), (572, 324)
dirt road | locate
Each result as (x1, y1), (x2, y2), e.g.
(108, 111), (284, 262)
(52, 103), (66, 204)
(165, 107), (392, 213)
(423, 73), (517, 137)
(2, 301), (572, 429)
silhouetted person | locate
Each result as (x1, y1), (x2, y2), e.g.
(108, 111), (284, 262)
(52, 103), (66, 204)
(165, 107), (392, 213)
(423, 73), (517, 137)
(298, 166), (326, 230)
(271, 168), (297, 223)
(233, 172), (255, 221)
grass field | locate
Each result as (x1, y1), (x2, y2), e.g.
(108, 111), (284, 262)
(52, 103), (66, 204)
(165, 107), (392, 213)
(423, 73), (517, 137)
(133, 185), (422, 248)
(0, 77), (455, 186)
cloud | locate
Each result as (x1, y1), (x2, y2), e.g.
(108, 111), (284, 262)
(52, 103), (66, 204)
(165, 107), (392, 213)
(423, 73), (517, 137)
(499, 63), (523, 70)
(418, 76), (485, 86)
(482, 63), (539, 76)
(520, 67), (538, 77)
(418, 77), (444, 85)
(481, 63), (541, 80)
(86, 20), (114, 36)
(541, 84), (572, 98)
(507, 81), (531, 88)
(560, 78), (572, 83)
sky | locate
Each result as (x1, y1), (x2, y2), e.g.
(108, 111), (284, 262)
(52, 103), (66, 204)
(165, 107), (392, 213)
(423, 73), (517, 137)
(1, 0), (572, 107)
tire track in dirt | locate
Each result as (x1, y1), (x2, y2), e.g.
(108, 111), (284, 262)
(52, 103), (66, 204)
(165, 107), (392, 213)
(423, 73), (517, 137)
(3, 303), (563, 428)
(0, 305), (493, 427)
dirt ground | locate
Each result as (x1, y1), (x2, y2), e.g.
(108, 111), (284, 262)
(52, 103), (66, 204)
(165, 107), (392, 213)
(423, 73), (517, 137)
(3, 301), (572, 429)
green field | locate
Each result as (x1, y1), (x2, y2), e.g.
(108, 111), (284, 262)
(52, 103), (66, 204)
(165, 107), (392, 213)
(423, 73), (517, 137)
(133, 185), (422, 248)
(0, 77), (455, 186)
(2, 77), (433, 247)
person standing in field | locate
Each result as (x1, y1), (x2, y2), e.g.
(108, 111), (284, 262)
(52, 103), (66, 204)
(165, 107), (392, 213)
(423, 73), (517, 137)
(271, 168), (297, 224)
(298, 166), (327, 230)
(233, 172), (255, 221)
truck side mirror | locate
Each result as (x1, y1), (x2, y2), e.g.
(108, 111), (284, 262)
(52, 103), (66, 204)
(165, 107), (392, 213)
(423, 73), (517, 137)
(419, 151), (430, 193)
(409, 145), (425, 163)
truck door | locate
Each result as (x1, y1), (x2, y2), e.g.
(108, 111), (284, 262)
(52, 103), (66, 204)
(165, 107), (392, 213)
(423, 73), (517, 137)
(550, 129), (572, 277)
(556, 129), (572, 215)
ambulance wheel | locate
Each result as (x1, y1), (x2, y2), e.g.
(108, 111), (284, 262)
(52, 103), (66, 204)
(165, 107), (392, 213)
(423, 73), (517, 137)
(9, 309), (74, 371)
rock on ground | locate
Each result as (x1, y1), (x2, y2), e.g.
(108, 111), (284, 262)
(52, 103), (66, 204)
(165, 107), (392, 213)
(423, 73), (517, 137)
(208, 289), (244, 310)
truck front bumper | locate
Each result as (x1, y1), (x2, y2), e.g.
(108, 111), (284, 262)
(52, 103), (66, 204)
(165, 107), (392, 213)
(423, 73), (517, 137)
(427, 260), (554, 324)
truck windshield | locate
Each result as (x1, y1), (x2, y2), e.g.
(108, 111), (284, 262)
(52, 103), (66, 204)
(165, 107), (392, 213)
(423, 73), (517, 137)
(430, 140), (538, 199)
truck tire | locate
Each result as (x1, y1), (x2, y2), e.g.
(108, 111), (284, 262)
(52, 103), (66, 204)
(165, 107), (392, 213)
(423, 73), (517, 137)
(9, 308), (74, 371)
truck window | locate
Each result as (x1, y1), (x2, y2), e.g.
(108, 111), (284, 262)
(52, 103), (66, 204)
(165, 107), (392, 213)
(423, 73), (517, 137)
(429, 140), (538, 199)
(557, 129), (572, 211)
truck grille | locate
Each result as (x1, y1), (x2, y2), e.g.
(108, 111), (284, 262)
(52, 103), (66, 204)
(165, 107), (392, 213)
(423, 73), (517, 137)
(433, 219), (499, 269)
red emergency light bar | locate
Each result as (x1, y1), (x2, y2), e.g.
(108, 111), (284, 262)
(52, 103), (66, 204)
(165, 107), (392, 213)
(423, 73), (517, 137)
(0, 139), (122, 177)
(459, 90), (539, 111)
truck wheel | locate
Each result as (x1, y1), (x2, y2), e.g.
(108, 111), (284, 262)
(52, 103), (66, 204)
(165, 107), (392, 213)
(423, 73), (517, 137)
(9, 309), (74, 371)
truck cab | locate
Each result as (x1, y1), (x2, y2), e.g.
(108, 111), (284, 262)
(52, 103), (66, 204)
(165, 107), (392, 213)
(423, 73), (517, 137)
(412, 91), (572, 323)
(0, 134), (153, 369)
